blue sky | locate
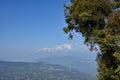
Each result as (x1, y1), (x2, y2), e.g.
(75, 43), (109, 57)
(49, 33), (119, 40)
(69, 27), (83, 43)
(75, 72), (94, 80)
(0, 0), (97, 62)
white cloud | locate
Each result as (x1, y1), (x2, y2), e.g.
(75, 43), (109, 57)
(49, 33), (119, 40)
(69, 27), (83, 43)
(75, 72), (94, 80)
(37, 43), (91, 53)
(37, 44), (72, 52)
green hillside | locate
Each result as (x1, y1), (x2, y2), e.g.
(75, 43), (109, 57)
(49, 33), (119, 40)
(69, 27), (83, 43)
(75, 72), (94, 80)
(0, 61), (96, 80)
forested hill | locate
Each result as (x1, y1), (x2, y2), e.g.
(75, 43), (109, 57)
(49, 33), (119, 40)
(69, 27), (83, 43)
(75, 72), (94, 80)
(0, 61), (96, 80)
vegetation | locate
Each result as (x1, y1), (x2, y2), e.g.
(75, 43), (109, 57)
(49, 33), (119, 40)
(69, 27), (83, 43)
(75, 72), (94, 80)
(63, 0), (120, 80)
(0, 61), (96, 80)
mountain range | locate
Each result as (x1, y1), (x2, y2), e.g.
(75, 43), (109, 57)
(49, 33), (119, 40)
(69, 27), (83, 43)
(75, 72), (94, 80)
(0, 61), (96, 80)
(37, 55), (97, 75)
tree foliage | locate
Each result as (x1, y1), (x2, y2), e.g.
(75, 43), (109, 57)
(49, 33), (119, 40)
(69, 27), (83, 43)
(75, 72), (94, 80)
(63, 0), (120, 80)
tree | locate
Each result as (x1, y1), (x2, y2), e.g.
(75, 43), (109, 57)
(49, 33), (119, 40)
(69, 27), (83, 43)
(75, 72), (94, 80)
(63, 0), (120, 80)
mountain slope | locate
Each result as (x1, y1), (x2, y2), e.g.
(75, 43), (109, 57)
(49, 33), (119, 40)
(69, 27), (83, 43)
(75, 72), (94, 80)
(38, 55), (97, 75)
(0, 61), (96, 80)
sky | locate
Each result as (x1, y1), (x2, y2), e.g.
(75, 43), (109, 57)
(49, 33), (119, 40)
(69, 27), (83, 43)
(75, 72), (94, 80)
(0, 0), (97, 62)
